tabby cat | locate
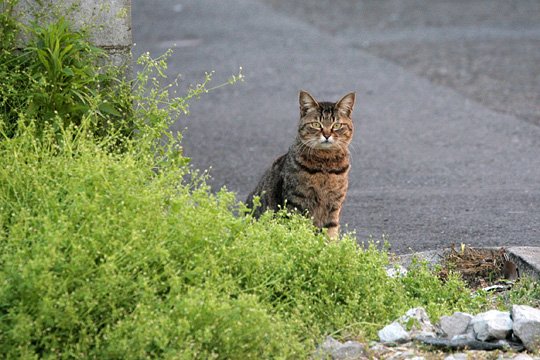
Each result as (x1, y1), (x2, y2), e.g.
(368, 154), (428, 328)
(246, 90), (355, 238)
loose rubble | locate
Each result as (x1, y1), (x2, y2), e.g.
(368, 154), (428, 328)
(314, 306), (540, 359)
(313, 336), (366, 360)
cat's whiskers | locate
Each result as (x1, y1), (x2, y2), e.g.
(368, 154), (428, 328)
(299, 139), (319, 162)
(298, 140), (312, 157)
(306, 139), (318, 160)
(346, 140), (358, 161)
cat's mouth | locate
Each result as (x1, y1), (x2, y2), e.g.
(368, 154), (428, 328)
(316, 139), (335, 149)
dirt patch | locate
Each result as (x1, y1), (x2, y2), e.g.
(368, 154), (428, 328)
(440, 244), (519, 290)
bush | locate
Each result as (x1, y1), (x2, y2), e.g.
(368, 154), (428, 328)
(0, 125), (487, 358)
(0, 11), (492, 359)
(0, 133), (485, 358)
(0, 10), (132, 140)
(0, 135), (298, 358)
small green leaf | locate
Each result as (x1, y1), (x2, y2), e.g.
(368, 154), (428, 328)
(62, 67), (74, 76)
(99, 102), (122, 117)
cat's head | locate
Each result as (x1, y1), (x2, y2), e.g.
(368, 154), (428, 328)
(297, 91), (355, 150)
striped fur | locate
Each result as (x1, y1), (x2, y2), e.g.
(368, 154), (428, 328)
(246, 91), (355, 238)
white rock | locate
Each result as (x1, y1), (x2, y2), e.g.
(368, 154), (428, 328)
(440, 312), (473, 338)
(512, 304), (540, 352)
(471, 310), (513, 341)
(399, 307), (437, 335)
(378, 322), (410, 343)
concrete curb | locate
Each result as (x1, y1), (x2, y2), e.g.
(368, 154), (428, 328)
(507, 247), (540, 280)
(398, 247), (540, 280)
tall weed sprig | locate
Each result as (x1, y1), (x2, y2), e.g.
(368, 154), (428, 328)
(0, 16), (132, 140)
(130, 50), (244, 170)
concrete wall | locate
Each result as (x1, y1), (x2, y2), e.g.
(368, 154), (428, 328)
(11, 0), (132, 67)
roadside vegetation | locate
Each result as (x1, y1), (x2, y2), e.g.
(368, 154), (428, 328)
(1, 4), (539, 358)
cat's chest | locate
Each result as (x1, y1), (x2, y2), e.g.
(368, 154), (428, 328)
(289, 170), (348, 208)
(300, 171), (347, 192)
(283, 153), (350, 207)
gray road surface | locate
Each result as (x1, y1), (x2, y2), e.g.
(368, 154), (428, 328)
(132, 0), (540, 253)
(265, 0), (540, 126)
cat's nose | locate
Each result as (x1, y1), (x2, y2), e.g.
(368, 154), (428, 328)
(321, 134), (332, 143)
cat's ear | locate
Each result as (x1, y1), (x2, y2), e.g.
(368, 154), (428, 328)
(336, 92), (356, 117)
(299, 90), (319, 116)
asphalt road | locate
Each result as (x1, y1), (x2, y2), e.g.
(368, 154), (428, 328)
(132, 0), (540, 253)
(265, 0), (540, 126)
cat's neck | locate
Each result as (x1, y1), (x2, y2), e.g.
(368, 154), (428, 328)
(292, 140), (349, 165)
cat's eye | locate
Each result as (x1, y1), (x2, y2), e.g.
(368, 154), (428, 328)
(310, 122), (322, 129)
(332, 123), (343, 130)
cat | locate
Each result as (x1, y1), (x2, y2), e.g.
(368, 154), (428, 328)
(246, 90), (355, 238)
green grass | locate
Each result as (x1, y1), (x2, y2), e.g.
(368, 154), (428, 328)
(1, 10), (537, 359)
(0, 131), (487, 357)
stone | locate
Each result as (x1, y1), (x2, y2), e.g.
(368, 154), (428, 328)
(512, 304), (540, 352)
(331, 341), (367, 360)
(313, 336), (342, 359)
(440, 312), (473, 338)
(378, 307), (437, 344)
(399, 307), (437, 336)
(313, 337), (367, 360)
(470, 310), (513, 341)
(378, 322), (410, 343)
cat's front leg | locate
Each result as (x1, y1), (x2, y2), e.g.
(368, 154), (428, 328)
(321, 201), (342, 238)
(325, 224), (339, 238)
(321, 210), (340, 238)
